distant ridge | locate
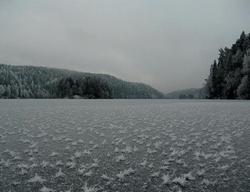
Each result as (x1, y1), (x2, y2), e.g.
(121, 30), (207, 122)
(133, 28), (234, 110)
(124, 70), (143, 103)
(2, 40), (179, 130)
(165, 88), (206, 99)
(0, 64), (164, 99)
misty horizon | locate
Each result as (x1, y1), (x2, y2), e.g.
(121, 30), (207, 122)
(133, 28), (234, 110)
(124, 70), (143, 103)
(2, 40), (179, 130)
(0, 0), (250, 93)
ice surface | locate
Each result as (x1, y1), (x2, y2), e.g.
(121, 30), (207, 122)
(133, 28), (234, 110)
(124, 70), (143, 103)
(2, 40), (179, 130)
(0, 99), (250, 191)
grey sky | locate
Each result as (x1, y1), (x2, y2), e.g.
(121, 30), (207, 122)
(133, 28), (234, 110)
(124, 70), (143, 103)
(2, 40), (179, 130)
(0, 0), (250, 92)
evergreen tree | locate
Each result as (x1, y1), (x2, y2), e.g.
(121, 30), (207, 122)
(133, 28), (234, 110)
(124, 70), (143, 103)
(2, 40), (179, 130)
(206, 31), (250, 99)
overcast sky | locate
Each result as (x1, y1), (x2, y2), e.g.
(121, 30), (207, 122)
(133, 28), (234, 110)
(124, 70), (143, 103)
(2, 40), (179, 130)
(0, 0), (250, 92)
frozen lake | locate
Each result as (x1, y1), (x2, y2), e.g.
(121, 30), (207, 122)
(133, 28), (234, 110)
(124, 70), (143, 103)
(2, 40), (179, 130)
(0, 100), (250, 192)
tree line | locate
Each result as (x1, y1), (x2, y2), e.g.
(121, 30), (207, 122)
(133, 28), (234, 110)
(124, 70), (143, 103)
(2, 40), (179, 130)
(58, 76), (112, 99)
(205, 31), (250, 99)
(0, 64), (164, 99)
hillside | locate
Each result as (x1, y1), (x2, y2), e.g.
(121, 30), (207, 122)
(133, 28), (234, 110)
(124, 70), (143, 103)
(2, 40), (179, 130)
(165, 88), (207, 99)
(205, 31), (250, 99)
(0, 64), (164, 99)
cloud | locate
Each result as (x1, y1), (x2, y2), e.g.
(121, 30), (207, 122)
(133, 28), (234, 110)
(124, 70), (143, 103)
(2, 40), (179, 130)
(0, 0), (250, 92)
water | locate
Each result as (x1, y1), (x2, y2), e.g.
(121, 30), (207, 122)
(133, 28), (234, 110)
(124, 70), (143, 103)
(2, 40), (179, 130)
(0, 100), (250, 192)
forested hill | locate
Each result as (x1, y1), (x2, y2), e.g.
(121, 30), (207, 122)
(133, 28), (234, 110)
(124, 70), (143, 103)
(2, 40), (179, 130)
(205, 31), (250, 99)
(0, 64), (164, 99)
(165, 88), (207, 99)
